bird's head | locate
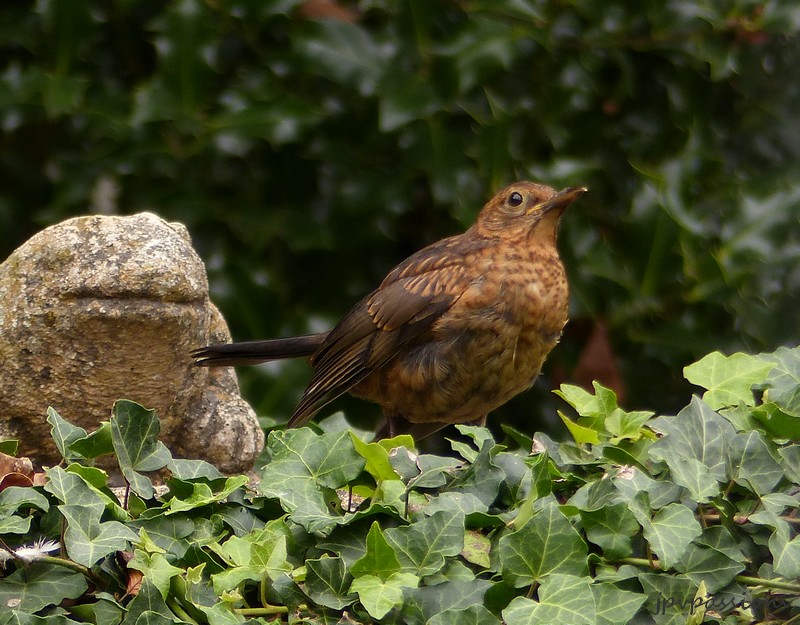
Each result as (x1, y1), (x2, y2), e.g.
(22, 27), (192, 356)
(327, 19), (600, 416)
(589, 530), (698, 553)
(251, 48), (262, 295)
(473, 181), (587, 244)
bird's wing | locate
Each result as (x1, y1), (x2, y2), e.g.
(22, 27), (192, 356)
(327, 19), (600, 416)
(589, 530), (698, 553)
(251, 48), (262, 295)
(287, 236), (488, 427)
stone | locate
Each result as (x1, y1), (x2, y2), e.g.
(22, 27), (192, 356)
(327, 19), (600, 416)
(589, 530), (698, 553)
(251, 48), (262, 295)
(0, 212), (263, 473)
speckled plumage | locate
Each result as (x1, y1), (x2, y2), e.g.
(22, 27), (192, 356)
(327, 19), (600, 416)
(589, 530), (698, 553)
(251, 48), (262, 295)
(194, 181), (586, 438)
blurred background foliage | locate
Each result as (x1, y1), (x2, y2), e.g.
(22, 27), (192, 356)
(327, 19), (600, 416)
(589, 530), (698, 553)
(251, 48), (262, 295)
(1, 0), (798, 437)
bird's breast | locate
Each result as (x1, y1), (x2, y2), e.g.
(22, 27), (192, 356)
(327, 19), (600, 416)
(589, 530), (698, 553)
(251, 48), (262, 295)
(353, 249), (569, 423)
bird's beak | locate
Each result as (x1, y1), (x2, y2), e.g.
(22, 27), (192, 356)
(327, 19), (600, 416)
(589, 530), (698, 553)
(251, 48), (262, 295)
(540, 186), (588, 215)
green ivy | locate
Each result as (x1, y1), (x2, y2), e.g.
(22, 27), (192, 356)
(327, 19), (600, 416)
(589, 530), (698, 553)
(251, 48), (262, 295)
(1, 344), (800, 623)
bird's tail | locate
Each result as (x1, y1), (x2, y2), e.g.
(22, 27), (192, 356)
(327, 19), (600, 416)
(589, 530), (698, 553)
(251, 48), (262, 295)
(192, 332), (329, 367)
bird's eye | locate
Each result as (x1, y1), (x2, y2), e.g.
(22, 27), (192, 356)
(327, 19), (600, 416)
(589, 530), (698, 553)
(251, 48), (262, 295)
(508, 191), (524, 208)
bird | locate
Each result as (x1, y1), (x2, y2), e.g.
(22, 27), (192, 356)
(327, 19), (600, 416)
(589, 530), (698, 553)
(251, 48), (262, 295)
(193, 181), (586, 439)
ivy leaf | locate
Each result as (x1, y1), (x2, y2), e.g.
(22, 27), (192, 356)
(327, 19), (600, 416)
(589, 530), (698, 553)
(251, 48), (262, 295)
(555, 382), (619, 418)
(0, 563), (87, 613)
(350, 521), (401, 580)
(729, 431), (784, 495)
(135, 516), (195, 558)
(558, 411), (601, 444)
(401, 580), (492, 625)
(350, 433), (409, 482)
(592, 582), (646, 625)
(445, 440), (504, 506)
(211, 531), (290, 594)
(384, 510), (465, 578)
(751, 402), (800, 441)
(502, 574), (595, 625)
(605, 408), (655, 440)
(0, 486), (50, 517)
(110, 400), (172, 499)
(674, 542), (745, 593)
(650, 396), (735, 484)
(428, 604), (500, 625)
(497, 495), (588, 587)
(127, 551), (184, 599)
(166, 476), (249, 514)
(59, 504), (138, 567)
(47, 407), (88, 462)
(122, 578), (176, 624)
(259, 428), (365, 534)
(350, 571), (419, 619)
(580, 502), (639, 559)
(68, 422), (115, 460)
(44, 466), (106, 513)
(684, 351), (774, 409)
(769, 529), (800, 580)
(166, 458), (224, 481)
(761, 345), (800, 415)
(304, 555), (356, 610)
(638, 502), (703, 570)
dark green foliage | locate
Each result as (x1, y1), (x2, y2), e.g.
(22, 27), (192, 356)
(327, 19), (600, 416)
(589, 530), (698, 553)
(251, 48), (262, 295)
(2, 346), (800, 623)
(0, 2), (798, 429)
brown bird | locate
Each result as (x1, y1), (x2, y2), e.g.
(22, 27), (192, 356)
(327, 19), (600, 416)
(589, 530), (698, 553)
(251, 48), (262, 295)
(193, 181), (586, 439)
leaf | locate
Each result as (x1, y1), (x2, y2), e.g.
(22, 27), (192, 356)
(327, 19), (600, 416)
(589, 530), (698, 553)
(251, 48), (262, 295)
(650, 396), (735, 484)
(580, 502), (639, 559)
(350, 521), (401, 580)
(127, 551), (183, 599)
(445, 439), (504, 506)
(462, 529), (491, 568)
(428, 604), (501, 625)
(639, 502), (703, 570)
(110, 400), (172, 499)
(350, 571), (419, 619)
(68, 422), (115, 460)
(59, 504), (138, 567)
(135, 516), (195, 558)
(729, 431), (784, 495)
(555, 382), (619, 418)
(401, 580), (492, 625)
(665, 457), (719, 502)
(350, 433), (407, 482)
(769, 529), (800, 579)
(47, 407), (88, 462)
(166, 458), (224, 481)
(592, 582), (646, 625)
(258, 428), (365, 534)
(674, 542), (745, 593)
(497, 495), (588, 587)
(44, 466), (106, 513)
(304, 555), (356, 610)
(384, 510), (465, 578)
(605, 409), (655, 440)
(558, 411), (601, 444)
(751, 401), (800, 441)
(0, 486), (50, 516)
(502, 574), (595, 625)
(210, 531), (290, 594)
(0, 563), (87, 613)
(166, 475), (249, 514)
(122, 578), (176, 625)
(761, 345), (800, 415)
(683, 351), (774, 409)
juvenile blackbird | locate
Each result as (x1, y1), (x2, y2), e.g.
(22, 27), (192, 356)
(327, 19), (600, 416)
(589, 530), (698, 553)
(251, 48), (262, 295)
(193, 181), (586, 439)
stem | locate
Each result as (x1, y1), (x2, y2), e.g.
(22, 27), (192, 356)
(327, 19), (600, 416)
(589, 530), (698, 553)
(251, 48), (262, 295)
(735, 575), (800, 594)
(700, 512), (800, 526)
(236, 606), (289, 616)
(37, 555), (105, 588)
(611, 559), (800, 594)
